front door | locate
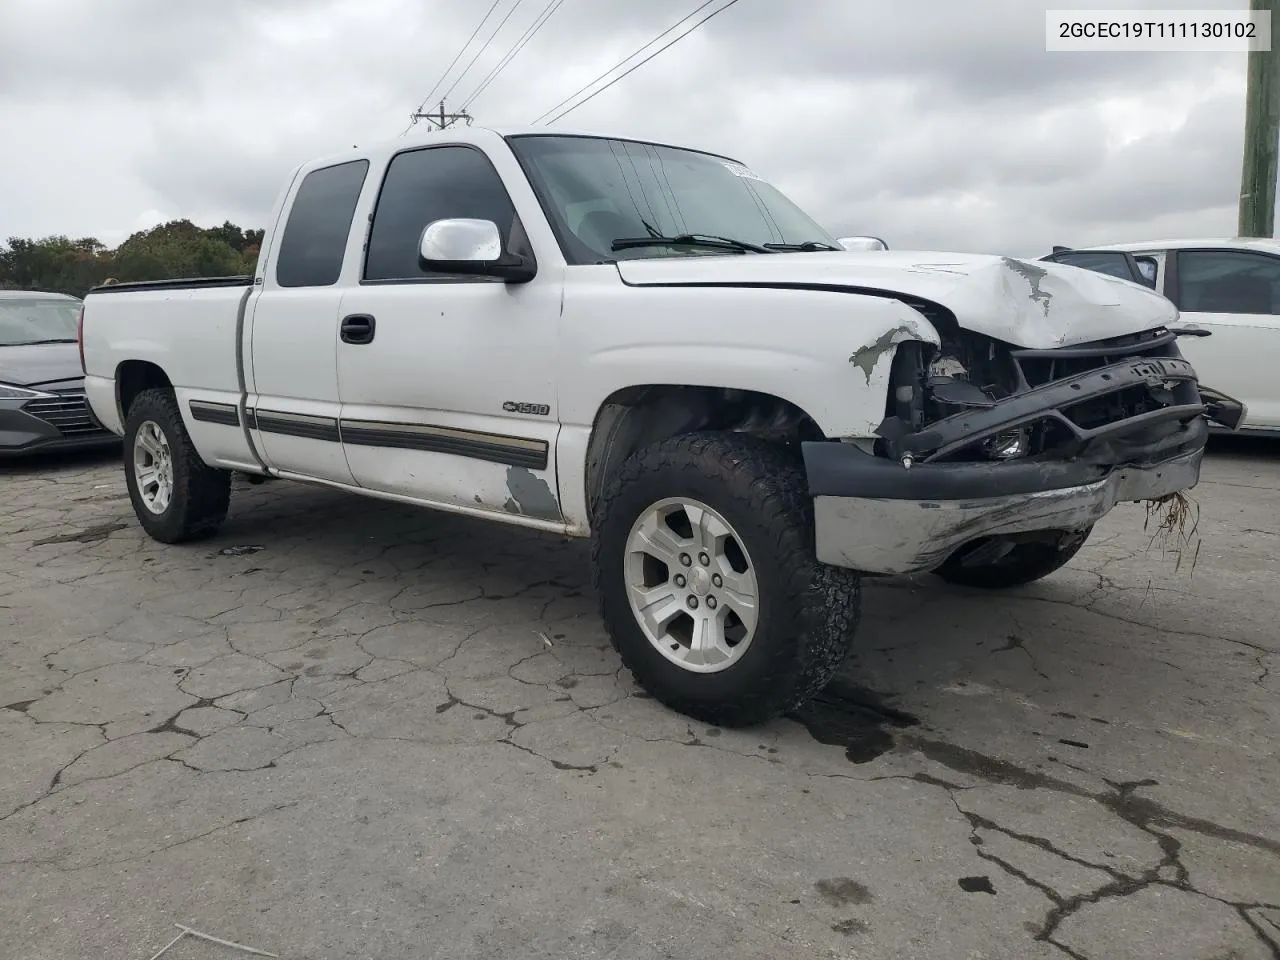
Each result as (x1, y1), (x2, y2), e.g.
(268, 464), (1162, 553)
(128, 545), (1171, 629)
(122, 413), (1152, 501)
(248, 158), (371, 484)
(335, 143), (563, 522)
(1166, 247), (1280, 430)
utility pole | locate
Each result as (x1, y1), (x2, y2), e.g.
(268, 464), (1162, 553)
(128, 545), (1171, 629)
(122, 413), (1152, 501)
(408, 100), (473, 131)
(1238, 0), (1280, 236)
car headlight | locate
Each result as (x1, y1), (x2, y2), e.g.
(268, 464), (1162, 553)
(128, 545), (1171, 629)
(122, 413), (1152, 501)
(0, 383), (55, 400)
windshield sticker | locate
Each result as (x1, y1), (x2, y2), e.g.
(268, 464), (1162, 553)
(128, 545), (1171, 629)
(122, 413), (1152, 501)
(722, 161), (764, 181)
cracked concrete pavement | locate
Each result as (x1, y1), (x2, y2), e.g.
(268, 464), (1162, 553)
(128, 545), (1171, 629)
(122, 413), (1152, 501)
(1, 441), (1277, 960)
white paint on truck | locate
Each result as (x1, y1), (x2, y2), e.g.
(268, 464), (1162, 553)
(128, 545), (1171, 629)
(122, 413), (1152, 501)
(79, 124), (1220, 726)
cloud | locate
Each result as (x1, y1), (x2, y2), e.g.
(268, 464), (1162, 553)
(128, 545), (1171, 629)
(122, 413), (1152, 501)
(0, 0), (1258, 259)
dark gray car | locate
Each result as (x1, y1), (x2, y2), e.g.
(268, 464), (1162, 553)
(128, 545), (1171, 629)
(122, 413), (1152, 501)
(0, 290), (119, 456)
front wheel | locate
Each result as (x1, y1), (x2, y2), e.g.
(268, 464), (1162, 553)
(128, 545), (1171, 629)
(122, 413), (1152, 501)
(933, 528), (1092, 589)
(123, 388), (231, 544)
(591, 432), (862, 728)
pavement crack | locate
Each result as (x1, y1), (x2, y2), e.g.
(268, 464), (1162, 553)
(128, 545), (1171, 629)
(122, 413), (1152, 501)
(1239, 909), (1280, 959)
(907, 737), (1280, 955)
(501, 739), (599, 773)
(991, 631), (1049, 680)
(55, 801), (302, 874)
(902, 735), (1280, 858)
(0, 732), (107, 822)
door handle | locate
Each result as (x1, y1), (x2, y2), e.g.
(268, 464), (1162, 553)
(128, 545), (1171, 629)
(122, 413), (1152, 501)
(340, 313), (376, 344)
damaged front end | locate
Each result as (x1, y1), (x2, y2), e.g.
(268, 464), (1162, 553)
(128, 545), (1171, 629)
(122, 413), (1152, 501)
(803, 313), (1245, 576)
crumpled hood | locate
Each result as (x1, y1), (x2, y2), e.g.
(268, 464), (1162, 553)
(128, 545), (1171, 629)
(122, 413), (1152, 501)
(0, 342), (83, 389)
(615, 250), (1177, 349)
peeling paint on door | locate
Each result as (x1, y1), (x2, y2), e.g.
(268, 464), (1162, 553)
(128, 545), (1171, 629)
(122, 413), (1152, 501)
(503, 466), (561, 521)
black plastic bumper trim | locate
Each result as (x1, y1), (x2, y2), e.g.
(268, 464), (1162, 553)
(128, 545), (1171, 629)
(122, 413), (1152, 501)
(803, 415), (1209, 501)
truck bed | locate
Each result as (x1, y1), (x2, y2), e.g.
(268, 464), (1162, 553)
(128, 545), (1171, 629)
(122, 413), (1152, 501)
(81, 278), (256, 470)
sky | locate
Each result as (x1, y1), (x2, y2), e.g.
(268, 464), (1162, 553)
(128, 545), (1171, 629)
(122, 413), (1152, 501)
(0, 0), (1261, 257)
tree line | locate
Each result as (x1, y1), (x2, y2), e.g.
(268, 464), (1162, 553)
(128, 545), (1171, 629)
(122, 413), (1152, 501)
(0, 220), (264, 299)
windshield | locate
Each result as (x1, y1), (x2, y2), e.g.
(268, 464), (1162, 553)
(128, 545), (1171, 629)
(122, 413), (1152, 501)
(0, 299), (81, 346)
(507, 134), (840, 263)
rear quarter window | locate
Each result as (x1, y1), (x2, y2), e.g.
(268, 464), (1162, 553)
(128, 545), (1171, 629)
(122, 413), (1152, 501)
(275, 159), (370, 288)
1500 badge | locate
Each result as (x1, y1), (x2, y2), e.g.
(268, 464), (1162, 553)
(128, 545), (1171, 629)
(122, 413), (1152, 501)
(503, 401), (551, 416)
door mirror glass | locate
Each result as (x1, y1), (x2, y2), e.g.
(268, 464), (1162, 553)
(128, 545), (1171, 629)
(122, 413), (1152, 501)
(419, 218), (503, 263)
(837, 236), (888, 252)
(417, 218), (536, 283)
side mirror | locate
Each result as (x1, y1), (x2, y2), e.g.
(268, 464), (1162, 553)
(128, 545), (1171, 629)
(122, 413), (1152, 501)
(837, 236), (888, 252)
(418, 218), (536, 283)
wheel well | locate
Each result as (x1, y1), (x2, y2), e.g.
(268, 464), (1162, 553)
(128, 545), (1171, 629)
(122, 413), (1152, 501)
(116, 361), (172, 420)
(584, 385), (824, 522)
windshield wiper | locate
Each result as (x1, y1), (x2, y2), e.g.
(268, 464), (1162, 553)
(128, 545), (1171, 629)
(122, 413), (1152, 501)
(611, 234), (775, 254)
(7, 338), (77, 345)
(763, 240), (841, 252)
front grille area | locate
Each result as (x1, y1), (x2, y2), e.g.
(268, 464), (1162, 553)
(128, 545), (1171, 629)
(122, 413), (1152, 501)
(1001, 327), (1202, 460)
(878, 325), (1207, 464)
(1008, 326), (1184, 390)
(22, 390), (107, 436)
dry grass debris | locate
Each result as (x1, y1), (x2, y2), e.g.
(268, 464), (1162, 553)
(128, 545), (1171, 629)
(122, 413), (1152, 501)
(1142, 491), (1202, 576)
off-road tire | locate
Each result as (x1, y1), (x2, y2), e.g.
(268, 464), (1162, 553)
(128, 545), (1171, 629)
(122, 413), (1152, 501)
(122, 388), (231, 543)
(591, 432), (862, 727)
(933, 528), (1093, 589)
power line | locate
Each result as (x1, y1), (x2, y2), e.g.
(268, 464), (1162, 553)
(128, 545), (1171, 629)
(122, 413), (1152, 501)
(546, 0), (742, 124)
(529, 0), (720, 125)
(402, 0), (503, 134)
(461, 0), (567, 111)
(439, 0), (525, 106)
(545, 0), (741, 125)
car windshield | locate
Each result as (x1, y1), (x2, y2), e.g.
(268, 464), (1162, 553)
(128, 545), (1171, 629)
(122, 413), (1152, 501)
(0, 299), (80, 346)
(507, 134), (840, 263)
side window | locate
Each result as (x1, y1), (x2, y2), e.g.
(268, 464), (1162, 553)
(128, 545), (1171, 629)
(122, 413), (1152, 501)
(1050, 251), (1139, 282)
(1176, 249), (1280, 315)
(275, 160), (370, 288)
(364, 146), (517, 282)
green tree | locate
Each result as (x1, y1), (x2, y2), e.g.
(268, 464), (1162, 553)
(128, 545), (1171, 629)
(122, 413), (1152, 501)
(0, 220), (264, 297)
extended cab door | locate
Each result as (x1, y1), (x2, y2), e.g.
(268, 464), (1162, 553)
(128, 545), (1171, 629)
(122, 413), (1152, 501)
(334, 143), (564, 523)
(246, 159), (371, 484)
(1165, 247), (1280, 429)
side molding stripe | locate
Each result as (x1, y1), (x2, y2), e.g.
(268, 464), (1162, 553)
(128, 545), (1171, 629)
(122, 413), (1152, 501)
(246, 407), (548, 470)
(340, 419), (549, 470)
(188, 400), (241, 427)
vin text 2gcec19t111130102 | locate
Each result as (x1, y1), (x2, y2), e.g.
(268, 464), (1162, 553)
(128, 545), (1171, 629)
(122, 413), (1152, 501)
(77, 126), (1244, 726)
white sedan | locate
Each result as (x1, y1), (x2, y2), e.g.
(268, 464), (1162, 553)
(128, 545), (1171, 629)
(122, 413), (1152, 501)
(1041, 238), (1276, 436)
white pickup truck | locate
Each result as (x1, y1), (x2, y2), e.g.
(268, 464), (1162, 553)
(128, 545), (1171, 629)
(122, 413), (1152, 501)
(79, 125), (1238, 726)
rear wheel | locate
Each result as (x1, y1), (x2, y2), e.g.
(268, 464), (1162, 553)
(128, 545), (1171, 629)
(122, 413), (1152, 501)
(591, 432), (861, 727)
(123, 388), (231, 543)
(933, 528), (1092, 589)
